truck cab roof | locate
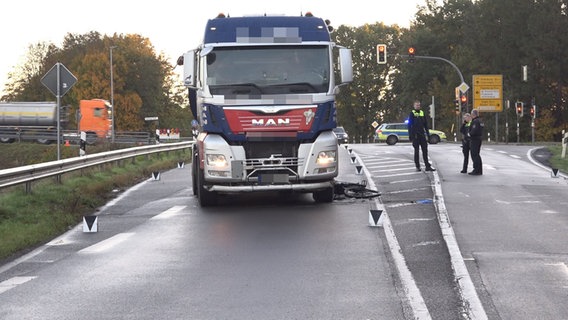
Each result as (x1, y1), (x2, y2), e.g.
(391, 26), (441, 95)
(204, 15), (331, 44)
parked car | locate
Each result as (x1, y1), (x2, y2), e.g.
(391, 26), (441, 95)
(332, 127), (349, 144)
(375, 122), (446, 145)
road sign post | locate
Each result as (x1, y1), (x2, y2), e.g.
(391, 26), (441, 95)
(41, 63), (77, 160)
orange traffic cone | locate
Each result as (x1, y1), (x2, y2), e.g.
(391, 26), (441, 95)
(64, 140), (70, 146)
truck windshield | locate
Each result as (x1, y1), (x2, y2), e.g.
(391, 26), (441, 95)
(206, 45), (330, 95)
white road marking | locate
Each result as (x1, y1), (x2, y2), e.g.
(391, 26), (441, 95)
(431, 170), (488, 319)
(389, 178), (424, 185)
(544, 263), (568, 278)
(151, 205), (187, 220)
(412, 241), (441, 248)
(388, 187), (430, 194)
(510, 155), (521, 159)
(387, 202), (416, 208)
(373, 171), (423, 178)
(79, 233), (134, 254)
(354, 152), (432, 320)
(0, 276), (37, 295)
(366, 162), (415, 169)
(496, 199), (541, 205)
(372, 167), (418, 174)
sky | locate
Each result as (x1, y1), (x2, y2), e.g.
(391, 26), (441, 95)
(0, 0), (429, 97)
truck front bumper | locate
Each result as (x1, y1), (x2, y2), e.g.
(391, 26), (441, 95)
(208, 181), (333, 193)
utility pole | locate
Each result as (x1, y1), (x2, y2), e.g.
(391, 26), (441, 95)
(110, 46), (117, 143)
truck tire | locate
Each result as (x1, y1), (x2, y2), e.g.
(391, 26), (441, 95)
(86, 132), (98, 145)
(36, 138), (51, 144)
(197, 165), (217, 207)
(313, 187), (334, 203)
(192, 156), (198, 196)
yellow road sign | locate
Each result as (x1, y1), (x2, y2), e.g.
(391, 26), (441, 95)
(473, 74), (503, 112)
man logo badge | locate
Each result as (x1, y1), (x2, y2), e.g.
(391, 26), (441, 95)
(304, 109), (315, 125)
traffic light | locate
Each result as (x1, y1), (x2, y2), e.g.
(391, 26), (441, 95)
(408, 47), (415, 63)
(460, 93), (467, 109)
(530, 105), (537, 118)
(377, 44), (387, 64)
(515, 101), (524, 117)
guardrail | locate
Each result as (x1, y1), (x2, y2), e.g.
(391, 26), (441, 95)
(0, 128), (153, 145)
(0, 141), (194, 193)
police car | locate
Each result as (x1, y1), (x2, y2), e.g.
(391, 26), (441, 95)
(375, 122), (447, 145)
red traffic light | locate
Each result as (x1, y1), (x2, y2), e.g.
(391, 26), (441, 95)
(515, 101), (524, 116)
(407, 47), (415, 63)
(377, 44), (387, 64)
(460, 95), (467, 103)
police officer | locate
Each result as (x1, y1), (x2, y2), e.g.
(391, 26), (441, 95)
(460, 113), (472, 173)
(468, 109), (483, 175)
(408, 100), (435, 172)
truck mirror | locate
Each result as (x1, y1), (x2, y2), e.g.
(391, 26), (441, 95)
(183, 51), (196, 87)
(339, 47), (353, 83)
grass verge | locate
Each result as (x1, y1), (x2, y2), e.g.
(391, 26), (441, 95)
(548, 145), (568, 174)
(0, 150), (189, 262)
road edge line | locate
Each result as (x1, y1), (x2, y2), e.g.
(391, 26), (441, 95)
(431, 170), (488, 320)
(354, 151), (432, 320)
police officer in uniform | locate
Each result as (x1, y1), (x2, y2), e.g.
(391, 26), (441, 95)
(460, 113), (472, 173)
(408, 100), (435, 172)
(468, 109), (483, 175)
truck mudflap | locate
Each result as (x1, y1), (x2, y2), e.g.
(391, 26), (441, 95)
(208, 181), (333, 193)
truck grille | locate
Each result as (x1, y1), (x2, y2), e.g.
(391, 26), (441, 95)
(241, 141), (302, 181)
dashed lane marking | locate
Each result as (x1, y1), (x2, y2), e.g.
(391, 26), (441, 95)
(387, 187), (430, 194)
(79, 233), (134, 254)
(0, 276), (37, 295)
(151, 205), (187, 220)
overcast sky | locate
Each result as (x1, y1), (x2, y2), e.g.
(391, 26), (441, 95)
(0, 0), (429, 97)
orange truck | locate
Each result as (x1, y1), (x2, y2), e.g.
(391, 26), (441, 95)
(0, 99), (113, 144)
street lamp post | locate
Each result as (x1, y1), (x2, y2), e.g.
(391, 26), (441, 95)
(110, 46), (117, 143)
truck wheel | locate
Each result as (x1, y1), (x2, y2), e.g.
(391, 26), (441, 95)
(313, 187), (334, 203)
(192, 157), (198, 196)
(86, 132), (98, 145)
(197, 165), (216, 207)
(36, 138), (51, 144)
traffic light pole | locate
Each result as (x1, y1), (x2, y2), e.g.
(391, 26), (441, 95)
(402, 54), (465, 85)
(403, 54), (467, 140)
(517, 115), (521, 143)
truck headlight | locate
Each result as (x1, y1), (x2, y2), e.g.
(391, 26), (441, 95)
(206, 154), (228, 168)
(316, 150), (336, 165)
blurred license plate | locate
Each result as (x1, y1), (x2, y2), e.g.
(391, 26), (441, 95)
(259, 173), (289, 184)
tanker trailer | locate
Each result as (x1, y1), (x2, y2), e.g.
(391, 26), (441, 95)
(0, 102), (68, 144)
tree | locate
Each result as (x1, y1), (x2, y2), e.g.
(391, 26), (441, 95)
(333, 23), (404, 142)
(2, 32), (191, 135)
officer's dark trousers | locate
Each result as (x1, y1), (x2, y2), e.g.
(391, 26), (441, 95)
(470, 138), (482, 174)
(462, 140), (471, 172)
(412, 135), (431, 169)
